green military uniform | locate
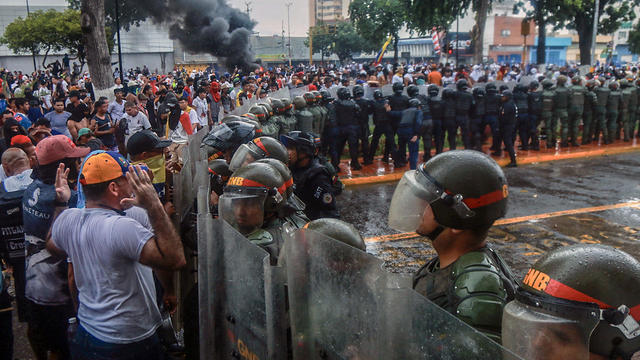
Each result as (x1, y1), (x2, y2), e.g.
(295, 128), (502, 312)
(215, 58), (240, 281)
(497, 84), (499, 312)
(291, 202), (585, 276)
(304, 92), (323, 135)
(606, 82), (621, 144)
(554, 76), (570, 147)
(268, 99), (288, 137)
(258, 103), (281, 139)
(540, 80), (556, 148)
(594, 80), (610, 143)
(620, 79), (635, 141)
(413, 247), (517, 343)
(568, 78), (586, 146)
(629, 80), (639, 139)
(313, 91), (328, 136)
(280, 98), (298, 132)
(635, 81), (640, 138)
(293, 96), (314, 133)
(582, 81), (598, 145)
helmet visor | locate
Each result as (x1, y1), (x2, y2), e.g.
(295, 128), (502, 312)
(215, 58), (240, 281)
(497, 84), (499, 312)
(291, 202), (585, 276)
(229, 144), (261, 172)
(502, 293), (599, 360)
(388, 170), (438, 232)
(218, 191), (266, 236)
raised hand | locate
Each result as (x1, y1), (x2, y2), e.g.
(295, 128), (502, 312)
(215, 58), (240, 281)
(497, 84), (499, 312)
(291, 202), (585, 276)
(121, 165), (161, 210)
(55, 163), (71, 203)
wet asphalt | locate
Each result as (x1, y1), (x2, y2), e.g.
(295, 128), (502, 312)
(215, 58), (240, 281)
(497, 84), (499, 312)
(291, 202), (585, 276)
(339, 152), (640, 277)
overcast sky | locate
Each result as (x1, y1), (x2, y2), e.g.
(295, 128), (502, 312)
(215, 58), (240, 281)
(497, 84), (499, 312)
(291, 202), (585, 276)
(228, 0), (310, 37)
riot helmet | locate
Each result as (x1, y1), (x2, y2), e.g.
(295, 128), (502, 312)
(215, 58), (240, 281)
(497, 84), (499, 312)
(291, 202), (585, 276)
(501, 90), (513, 102)
(442, 88), (455, 99)
(456, 79), (469, 91)
(352, 85), (365, 98)
(303, 218), (366, 251)
(319, 90), (333, 104)
(229, 136), (289, 172)
(312, 91), (323, 104)
(208, 159), (232, 196)
(222, 114), (245, 123)
(219, 162), (286, 235)
(249, 105), (268, 122)
(373, 90), (384, 100)
(557, 75), (568, 86)
(388, 150), (508, 233)
(427, 84), (440, 97)
(293, 96), (307, 109)
(572, 76), (583, 85)
(241, 113), (258, 122)
(259, 102), (274, 117)
(609, 81), (619, 90)
(255, 158), (294, 199)
(529, 81), (539, 91)
(499, 84), (510, 93)
(303, 92), (316, 105)
(620, 79), (629, 88)
(542, 79), (554, 89)
(280, 131), (319, 158)
(472, 87), (486, 97)
(271, 99), (285, 114)
(281, 98), (294, 112)
(337, 87), (351, 100)
(586, 80), (597, 89)
(407, 85), (420, 98)
(201, 121), (256, 155)
(485, 82), (497, 92)
(503, 244), (640, 360)
(392, 82), (404, 94)
(408, 98), (421, 108)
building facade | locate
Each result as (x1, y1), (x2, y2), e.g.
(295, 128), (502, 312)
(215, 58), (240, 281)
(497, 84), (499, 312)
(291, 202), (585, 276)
(308, 0), (351, 27)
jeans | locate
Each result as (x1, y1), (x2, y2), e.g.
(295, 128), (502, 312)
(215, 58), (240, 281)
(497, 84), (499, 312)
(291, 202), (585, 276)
(70, 324), (163, 360)
(396, 133), (420, 169)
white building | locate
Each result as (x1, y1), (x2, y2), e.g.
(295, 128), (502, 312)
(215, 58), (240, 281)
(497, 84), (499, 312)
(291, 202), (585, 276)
(0, 0), (175, 73)
(308, 0), (351, 27)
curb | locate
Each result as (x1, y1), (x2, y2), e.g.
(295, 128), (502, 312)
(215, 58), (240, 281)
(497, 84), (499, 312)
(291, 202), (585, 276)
(341, 142), (640, 187)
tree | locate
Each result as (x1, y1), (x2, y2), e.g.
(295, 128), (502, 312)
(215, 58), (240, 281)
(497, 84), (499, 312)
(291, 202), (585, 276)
(306, 22), (376, 63)
(629, 21), (640, 55)
(80, 0), (114, 91)
(68, 0), (147, 39)
(1, 9), (82, 68)
(349, 0), (408, 63)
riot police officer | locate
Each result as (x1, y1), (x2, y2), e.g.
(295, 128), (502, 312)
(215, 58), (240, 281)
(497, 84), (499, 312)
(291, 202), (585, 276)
(607, 81), (622, 144)
(583, 80), (598, 145)
(229, 136), (290, 172)
(312, 90), (328, 136)
(568, 76), (586, 147)
(367, 90), (395, 164)
(293, 96), (314, 133)
(627, 78), (637, 141)
(353, 85), (373, 164)
(329, 87), (361, 171)
(280, 97), (298, 132)
(454, 79), (473, 149)
(281, 131), (340, 220)
(219, 161), (288, 263)
(503, 244), (640, 360)
(442, 88), (458, 150)
(554, 75), (570, 148)
(250, 104), (279, 138)
(426, 85), (445, 156)
(540, 80), (556, 149)
(269, 99), (288, 136)
(484, 82), (502, 153)
(304, 92), (323, 135)
(391, 98), (422, 169)
(388, 150), (518, 342)
(471, 87), (487, 151)
(594, 79), (611, 143)
(318, 90), (334, 157)
(408, 85), (433, 161)
(513, 83), (530, 150)
(620, 79), (635, 141)
(527, 81), (542, 150)
(388, 82), (409, 139)
(499, 90), (518, 167)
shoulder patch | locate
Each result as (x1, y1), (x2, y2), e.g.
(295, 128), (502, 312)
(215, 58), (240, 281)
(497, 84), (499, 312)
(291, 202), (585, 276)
(322, 193), (333, 204)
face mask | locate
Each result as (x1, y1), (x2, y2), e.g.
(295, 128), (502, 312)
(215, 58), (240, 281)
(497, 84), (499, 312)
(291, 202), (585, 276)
(134, 154), (165, 184)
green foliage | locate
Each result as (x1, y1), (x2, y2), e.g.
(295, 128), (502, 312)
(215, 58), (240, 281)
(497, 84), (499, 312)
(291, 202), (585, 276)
(68, 0), (147, 34)
(0, 9), (113, 66)
(403, 0), (472, 33)
(629, 21), (640, 55)
(349, 0), (408, 47)
(306, 22), (376, 62)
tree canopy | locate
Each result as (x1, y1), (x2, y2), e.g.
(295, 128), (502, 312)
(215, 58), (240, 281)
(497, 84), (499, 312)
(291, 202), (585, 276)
(68, 0), (146, 35)
(349, 0), (409, 61)
(0, 9), (96, 68)
(306, 21), (377, 62)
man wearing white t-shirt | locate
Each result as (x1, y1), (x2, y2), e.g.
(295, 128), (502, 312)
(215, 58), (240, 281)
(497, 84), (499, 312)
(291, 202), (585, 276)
(48, 152), (185, 359)
(191, 88), (209, 130)
(123, 101), (152, 145)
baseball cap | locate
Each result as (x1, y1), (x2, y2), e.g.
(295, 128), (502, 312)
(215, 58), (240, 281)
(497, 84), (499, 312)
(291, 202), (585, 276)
(79, 151), (130, 185)
(126, 130), (172, 156)
(36, 135), (90, 165)
(78, 128), (93, 138)
(10, 134), (32, 146)
(68, 90), (80, 98)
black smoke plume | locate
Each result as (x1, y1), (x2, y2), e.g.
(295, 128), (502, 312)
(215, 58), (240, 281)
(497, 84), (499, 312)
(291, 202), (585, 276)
(136, 0), (257, 70)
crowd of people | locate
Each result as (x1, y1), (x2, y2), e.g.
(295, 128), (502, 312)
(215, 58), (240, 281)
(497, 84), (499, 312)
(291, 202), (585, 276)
(0, 59), (638, 360)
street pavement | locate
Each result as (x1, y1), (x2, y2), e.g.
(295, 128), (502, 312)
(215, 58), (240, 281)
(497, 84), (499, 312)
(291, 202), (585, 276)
(339, 152), (640, 278)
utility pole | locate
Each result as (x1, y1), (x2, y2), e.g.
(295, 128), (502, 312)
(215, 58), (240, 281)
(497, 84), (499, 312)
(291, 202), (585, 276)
(286, 2), (293, 67)
(25, 0), (37, 71)
(591, 0), (600, 67)
(244, 1), (252, 16)
(115, 0), (124, 86)
(456, 13), (459, 66)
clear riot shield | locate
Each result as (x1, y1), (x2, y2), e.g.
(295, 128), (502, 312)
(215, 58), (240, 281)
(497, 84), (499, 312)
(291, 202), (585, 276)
(199, 218), (287, 360)
(285, 228), (409, 360)
(517, 75), (535, 87)
(492, 80), (514, 91)
(285, 228), (523, 360)
(290, 85), (310, 99)
(381, 84), (394, 97)
(173, 156), (193, 223)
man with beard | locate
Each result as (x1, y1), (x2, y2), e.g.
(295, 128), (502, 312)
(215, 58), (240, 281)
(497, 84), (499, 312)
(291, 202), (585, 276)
(387, 150), (518, 343)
